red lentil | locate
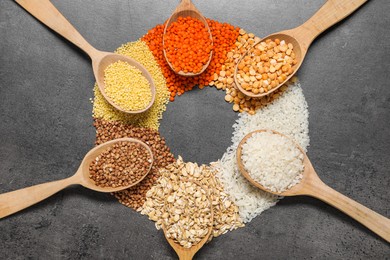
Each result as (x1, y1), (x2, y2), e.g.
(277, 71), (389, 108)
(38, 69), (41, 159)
(142, 19), (240, 101)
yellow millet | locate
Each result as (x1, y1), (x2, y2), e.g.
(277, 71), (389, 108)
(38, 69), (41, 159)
(92, 40), (170, 130)
(104, 60), (152, 111)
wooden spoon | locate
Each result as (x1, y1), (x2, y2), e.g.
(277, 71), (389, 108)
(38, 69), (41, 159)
(236, 129), (390, 243)
(162, 0), (213, 77)
(163, 226), (213, 260)
(15, 0), (156, 114)
(234, 0), (367, 98)
(162, 182), (214, 260)
(0, 138), (153, 219)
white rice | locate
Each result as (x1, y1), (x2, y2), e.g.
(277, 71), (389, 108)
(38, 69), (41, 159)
(213, 83), (309, 223)
(241, 131), (304, 193)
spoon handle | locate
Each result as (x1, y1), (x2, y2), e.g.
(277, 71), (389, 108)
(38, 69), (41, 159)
(308, 179), (390, 243)
(294, 0), (367, 47)
(15, 0), (98, 57)
(0, 176), (77, 219)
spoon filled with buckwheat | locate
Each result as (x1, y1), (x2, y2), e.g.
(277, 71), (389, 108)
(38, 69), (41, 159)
(0, 138), (153, 219)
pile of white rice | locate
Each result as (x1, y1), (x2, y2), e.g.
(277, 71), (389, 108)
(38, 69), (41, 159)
(241, 131), (304, 193)
(213, 82), (309, 223)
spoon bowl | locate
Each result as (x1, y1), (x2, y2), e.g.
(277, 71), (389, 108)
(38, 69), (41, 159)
(162, 182), (214, 260)
(163, 224), (213, 260)
(76, 138), (153, 193)
(236, 129), (308, 197)
(234, 34), (303, 98)
(0, 138), (153, 219)
(16, 0), (156, 114)
(237, 129), (390, 243)
(163, 0), (213, 77)
(93, 52), (156, 114)
(235, 0), (367, 98)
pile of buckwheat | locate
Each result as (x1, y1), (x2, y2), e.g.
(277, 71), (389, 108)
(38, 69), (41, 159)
(93, 119), (175, 210)
(89, 141), (152, 188)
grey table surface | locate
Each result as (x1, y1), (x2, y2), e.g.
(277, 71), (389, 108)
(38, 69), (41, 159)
(1, 0), (389, 259)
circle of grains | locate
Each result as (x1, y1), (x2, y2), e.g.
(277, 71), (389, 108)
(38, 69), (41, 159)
(141, 156), (244, 243)
(103, 60), (152, 111)
(94, 119), (176, 210)
(89, 141), (152, 188)
(90, 20), (305, 246)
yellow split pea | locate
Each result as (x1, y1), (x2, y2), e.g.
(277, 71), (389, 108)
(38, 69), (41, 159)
(104, 60), (152, 111)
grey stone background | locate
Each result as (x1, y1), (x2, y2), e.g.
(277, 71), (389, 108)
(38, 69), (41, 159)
(1, 0), (389, 259)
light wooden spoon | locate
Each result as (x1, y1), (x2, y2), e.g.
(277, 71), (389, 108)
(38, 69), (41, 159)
(162, 0), (213, 77)
(15, 0), (156, 114)
(162, 183), (214, 260)
(234, 0), (368, 98)
(0, 138), (153, 219)
(236, 129), (390, 243)
(163, 226), (213, 260)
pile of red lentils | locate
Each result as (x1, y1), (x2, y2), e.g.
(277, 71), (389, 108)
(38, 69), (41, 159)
(142, 19), (240, 101)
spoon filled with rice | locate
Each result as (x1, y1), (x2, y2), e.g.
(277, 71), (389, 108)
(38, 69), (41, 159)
(236, 129), (390, 243)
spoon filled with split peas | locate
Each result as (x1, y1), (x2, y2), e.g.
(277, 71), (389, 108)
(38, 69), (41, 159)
(234, 0), (367, 98)
(0, 138), (153, 219)
(163, 0), (213, 76)
(16, 0), (156, 114)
